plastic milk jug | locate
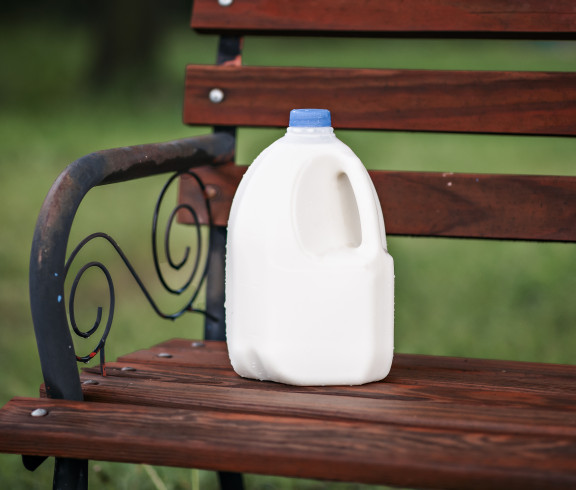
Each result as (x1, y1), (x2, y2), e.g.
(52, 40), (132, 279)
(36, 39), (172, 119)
(225, 109), (394, 386)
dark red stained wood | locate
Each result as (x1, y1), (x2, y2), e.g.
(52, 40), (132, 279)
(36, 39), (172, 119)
(83, 360), (576, 412)
(179, 164), (576, 242)
(373, 171), (576, 241)
(184, 66), (576, 136)
(2, 397), (576, 490)
(116, 340), (231, 369)
(76, 374), (576, 437)
(179, 165), (245, 229)
(191, 0), (576, 38)
(89, 339), (576, 409)
(10, 339), (576, 488)
(127, 339), (576, 389)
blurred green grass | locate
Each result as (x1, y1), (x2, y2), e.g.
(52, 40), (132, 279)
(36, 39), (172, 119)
(0, 13), (575, 490)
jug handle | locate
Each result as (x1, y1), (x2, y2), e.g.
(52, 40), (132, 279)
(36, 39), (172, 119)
(343, 162), (387, 255)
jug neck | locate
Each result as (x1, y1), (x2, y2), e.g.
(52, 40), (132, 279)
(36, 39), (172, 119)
(287, 126), (334, 136)
(284, 126), (335, 144)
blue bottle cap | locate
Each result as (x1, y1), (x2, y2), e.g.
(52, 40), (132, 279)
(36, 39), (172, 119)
(289, 109), (331, 128)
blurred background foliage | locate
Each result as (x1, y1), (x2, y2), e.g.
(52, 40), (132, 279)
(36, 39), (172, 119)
(0, 1), (575, 489)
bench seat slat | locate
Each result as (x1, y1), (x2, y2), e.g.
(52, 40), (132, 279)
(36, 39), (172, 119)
(119, 339), (576, 390)
(12, 339), (576, 488)
(2, 396), (575, 490)
(180, 165), (576, 241)
(191, 0), (576, 38)
(76, 370), (576, 437)
(86, 358), (576, 407)
(184, 65), (576, 136)
(83, 362), (576, 414)
(91, 339), (576, 409)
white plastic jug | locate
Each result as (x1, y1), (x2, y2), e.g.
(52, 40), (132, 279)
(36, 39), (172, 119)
(225, 109), (394, 386)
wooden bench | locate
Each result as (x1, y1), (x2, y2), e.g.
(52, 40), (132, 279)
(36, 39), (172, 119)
(1, 1), (576, 489)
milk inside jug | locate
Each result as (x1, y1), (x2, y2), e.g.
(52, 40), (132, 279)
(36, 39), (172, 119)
(225, 109), (394, 386)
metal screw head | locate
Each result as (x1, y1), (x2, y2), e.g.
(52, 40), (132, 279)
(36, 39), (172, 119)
(121, 366), (136, 372)
(31, 408), (48, 417)
(191, 341), (205, 348)
(204, 185), (218, 200)
(82, 379), (99, 385)
(157, 352), (173, 358)
(218, 0), (233, 6)
(209, 88), (225, 104)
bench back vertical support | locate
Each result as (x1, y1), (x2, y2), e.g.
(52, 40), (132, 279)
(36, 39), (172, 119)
(204, 35), (242, 342)
(204, 226), (227, 341)
(203, 35), (246, 490)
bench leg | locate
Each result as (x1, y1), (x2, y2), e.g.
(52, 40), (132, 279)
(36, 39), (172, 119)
(204, 227), (244, 490)
(218, 470), (245, 490)
(53, 457), (88, 490)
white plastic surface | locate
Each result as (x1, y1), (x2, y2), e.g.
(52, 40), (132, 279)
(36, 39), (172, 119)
(225, 125), (394, 386)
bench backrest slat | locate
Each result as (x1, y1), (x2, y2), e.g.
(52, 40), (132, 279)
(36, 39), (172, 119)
(182, 0), (576, 243)
(191, 0), (576, 38)
(184, 66), (576, 136)
(181, 167), (576, 242)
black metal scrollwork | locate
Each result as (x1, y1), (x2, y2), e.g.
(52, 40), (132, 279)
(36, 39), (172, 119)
(64, 170), (213, 373)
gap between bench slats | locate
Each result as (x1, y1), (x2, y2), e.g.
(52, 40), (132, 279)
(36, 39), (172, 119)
(2, 397), (575, 490)
(191, 0), (576, 38)
(179, 164), (576, 241)
(183, 66), (576, 136)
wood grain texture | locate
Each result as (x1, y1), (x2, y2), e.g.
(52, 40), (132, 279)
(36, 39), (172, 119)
(83, 361), (576, 412)
(2, 396), (575, 489)
(105, 338), (576, 406)
(372, 171), (576, 241)
(116, 341), (231, 369)
(76, 371), (576, 437)
(184, 66), (576, 136)
(5, 339), (576, 488)
(179, 165), (244, 228)
(179, 164), (576, 241)
(191, 0), (576, 38)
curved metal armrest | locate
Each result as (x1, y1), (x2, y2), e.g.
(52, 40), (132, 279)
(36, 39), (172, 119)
(29, 133), (235, 401)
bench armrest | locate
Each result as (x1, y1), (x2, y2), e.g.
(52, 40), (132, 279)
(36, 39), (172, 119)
(29, 133), (235, 401)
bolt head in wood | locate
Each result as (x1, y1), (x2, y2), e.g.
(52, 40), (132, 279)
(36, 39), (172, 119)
(205, 186), (218, 200)
(209, 88), (225, 104)
(31, 408), (48, 417)
(218, 0), (233, 6)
